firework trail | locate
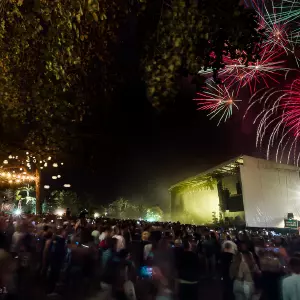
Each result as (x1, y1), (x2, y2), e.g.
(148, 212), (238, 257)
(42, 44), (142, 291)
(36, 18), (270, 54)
(272, 0), (300, 24)
(194, 82), (241, 125)
(246, 78), (300, 165)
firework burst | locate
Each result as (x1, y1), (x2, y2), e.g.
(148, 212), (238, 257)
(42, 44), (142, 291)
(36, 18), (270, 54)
(194, 83), (242, 125)
(245, 0), (300, 71)
(246, 78), (300, 165)
(198, 47), (289, 94)
(272, 0), (300, 24)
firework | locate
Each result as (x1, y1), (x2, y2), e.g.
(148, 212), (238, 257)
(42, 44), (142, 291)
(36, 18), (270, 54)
(272, 0), (300, 24)
(280, 80), (300, 136)
(194, 83), (242, 125)
(249, 0), (300, 68)
(254, 1), (291, 51)
(289, 27), (300, 44)
(198, 47), (289, 95)
(243, 0), (265, 9)
(246, 78), (300, 165)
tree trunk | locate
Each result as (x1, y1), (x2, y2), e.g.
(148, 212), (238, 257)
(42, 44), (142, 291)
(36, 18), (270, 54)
(35, 168), (41, 215)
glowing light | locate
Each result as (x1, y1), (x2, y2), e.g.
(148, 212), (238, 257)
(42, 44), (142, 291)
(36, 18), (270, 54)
(48, 156), (52, 160)
(145, 209), (162, 222)
(194, 83), (242, 125)
(44, 162), (47, 167)
(14, 209), (22, 216)
(3, 160), (8, 164)
(146, 217), (155, 222)
(8, 155), (12, 159)
(52, 176), (57, 180)
(55, 209), (64, 217)
(57, 175), (61, 178)
(53, 163), (58, 167)
(61, 163), (64, 165)
(19, 168), (22, 171)
(26, 152), (29, 155)
(44, 185), (50, 189)
(64, 184), (71, 188)
(94, 212), (100, 218)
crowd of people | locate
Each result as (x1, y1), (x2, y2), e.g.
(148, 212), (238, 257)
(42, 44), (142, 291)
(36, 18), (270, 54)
(0, 211), (299, 300)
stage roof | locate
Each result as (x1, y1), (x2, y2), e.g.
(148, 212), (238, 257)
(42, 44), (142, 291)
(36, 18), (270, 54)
(169, 154), (300, 193)
(169, 155), (244, 193)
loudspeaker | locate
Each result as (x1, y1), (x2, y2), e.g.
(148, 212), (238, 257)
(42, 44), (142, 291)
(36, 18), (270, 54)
(287, 213), (294, 219)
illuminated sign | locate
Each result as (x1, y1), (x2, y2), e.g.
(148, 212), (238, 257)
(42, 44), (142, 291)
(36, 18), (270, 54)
(284, 219), (298, 229)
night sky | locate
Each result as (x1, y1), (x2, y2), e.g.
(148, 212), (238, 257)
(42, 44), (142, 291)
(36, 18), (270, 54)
(60, 14), (266, 210)
(64, 74), (260, 211)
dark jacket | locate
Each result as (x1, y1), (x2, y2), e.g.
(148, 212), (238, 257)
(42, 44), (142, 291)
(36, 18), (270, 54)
(177, 251), (200, 282)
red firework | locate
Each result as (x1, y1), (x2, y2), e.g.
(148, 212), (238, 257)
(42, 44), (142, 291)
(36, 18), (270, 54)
(219, 46), (288, 94)
(194, 82), (242, 125)
(281, 79), (300, 137)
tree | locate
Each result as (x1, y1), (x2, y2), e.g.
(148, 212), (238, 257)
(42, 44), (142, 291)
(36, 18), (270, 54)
(0, 0), (147, 153)
(2, 189), (15, 203)
(15, 186), (36, 213)
(141, 0), (262, 107)
(145, 206), (163, 221)
(108, 198), (131, 219)
(105, 199), (164, 220)
(50, 190), (80, 215)
(0, 0), (261, 153)
(0, 150), (67, 214)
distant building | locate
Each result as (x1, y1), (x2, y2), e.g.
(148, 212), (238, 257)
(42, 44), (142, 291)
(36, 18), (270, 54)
(169, 155), (300, 228)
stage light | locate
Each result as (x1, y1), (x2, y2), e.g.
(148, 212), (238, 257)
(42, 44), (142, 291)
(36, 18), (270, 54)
(55, 209), (64, 217)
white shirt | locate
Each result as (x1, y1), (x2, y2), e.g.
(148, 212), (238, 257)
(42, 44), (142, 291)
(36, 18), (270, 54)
(99, 232), (107, 242)
(144, 244), (153, 260)
(113, 234), (125, 252)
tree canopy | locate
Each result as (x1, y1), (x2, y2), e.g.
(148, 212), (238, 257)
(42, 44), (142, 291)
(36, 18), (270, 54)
(143, 0), (261, 107)
(0, 0), (261, 155)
